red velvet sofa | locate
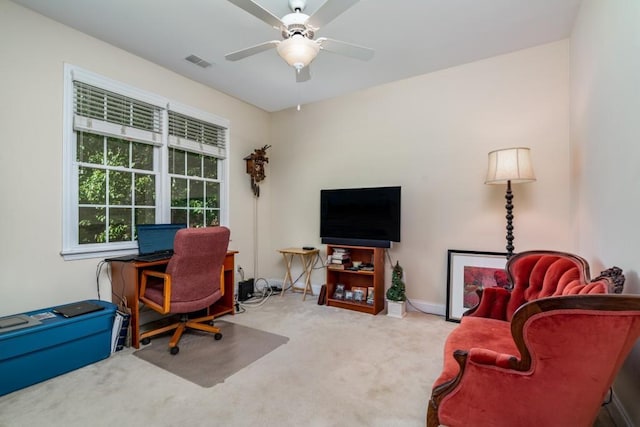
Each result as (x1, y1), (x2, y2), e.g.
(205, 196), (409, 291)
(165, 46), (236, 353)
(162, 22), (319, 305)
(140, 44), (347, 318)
(428, 250), (631, 427)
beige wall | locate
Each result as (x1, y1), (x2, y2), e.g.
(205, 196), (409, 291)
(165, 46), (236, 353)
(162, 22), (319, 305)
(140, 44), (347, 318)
(3, 0), (638, 421)
(268, 41), (572, 310)
(0, 2), (573, 316)
(0, 1), (270, 315)
(571, 0), (640, 424)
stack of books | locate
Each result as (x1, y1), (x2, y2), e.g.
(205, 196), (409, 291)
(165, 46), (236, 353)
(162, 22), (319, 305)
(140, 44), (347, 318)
(328, 248), (351, 269)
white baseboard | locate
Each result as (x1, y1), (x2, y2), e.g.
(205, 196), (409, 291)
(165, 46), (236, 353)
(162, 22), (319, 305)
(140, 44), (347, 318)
(608, 388), (633, 427)
(406, 298), (446, 317)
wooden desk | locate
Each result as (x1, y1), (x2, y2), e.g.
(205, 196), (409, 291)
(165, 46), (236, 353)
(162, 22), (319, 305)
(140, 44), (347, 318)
(278, 248), (320, 301)
(110, 251), (237, 348)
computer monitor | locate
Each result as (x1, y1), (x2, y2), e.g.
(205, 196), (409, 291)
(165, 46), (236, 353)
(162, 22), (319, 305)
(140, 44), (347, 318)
(136, 223), (187, 255)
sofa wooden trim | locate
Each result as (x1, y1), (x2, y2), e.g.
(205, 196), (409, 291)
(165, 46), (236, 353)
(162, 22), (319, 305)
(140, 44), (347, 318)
(463, 250), (623, 320)
(427, 294), (640, 427)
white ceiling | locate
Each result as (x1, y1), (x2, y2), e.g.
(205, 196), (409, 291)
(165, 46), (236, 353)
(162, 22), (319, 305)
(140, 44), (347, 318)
(12, 0), (581, 112)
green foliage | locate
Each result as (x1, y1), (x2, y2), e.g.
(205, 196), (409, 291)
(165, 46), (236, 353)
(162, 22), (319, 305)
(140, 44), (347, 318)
(77, 132), (221, 244)
(386, 261), (406, 301)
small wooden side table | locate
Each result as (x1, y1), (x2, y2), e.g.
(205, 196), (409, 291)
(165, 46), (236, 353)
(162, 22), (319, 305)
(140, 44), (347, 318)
(278, 247), (320, 301)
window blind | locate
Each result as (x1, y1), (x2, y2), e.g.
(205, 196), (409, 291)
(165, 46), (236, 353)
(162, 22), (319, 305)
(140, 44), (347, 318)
(73, 81), (163, 145)
(168, 111), (227, 158)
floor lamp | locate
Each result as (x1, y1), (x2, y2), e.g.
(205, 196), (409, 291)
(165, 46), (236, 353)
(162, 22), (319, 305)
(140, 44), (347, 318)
(485, 147), (536, 258)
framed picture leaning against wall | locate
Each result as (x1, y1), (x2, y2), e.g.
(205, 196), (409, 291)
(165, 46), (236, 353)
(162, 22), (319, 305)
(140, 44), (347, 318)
(446, 250), (508, 322)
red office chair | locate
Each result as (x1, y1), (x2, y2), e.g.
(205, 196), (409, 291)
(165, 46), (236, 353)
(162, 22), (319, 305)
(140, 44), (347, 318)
(139, 226), (230, 354)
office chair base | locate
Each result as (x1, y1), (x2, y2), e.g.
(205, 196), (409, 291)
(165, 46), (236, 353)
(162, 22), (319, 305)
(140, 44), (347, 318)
(140, 314), (222, 354)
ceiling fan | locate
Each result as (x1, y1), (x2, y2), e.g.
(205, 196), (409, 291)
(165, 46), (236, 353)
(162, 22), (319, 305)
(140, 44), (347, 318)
(225, 0), (374, 82)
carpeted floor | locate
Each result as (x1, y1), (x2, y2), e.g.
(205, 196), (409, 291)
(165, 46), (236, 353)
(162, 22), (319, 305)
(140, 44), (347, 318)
(0, 293), (618, 426)
(134, 320), (289, 387)
(0, 293), (457, 426)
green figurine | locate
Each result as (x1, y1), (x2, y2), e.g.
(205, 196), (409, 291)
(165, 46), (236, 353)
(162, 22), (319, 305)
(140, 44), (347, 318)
(386, 261), (406, 301)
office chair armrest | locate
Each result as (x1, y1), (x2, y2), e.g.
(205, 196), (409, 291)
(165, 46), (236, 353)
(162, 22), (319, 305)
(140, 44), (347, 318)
(142, 270), (169, 280)
(220, 266), (225, 298)
(140, 270), (172, 314)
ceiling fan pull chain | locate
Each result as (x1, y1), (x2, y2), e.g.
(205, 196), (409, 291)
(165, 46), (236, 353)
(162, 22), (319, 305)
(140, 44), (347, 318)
(297, 74), (302, 111)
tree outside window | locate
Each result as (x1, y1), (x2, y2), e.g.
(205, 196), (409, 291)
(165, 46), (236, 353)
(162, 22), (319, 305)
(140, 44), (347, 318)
(63, 66), (228, 259)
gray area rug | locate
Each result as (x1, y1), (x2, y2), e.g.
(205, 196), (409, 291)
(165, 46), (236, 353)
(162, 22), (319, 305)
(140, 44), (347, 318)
(133, 320), (289, 387)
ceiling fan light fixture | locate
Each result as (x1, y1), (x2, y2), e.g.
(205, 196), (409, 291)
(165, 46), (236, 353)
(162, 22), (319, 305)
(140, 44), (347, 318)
(276, 34), (320, 69)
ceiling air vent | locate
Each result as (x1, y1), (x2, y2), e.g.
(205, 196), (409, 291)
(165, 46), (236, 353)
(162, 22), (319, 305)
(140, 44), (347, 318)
(185, 55), (212, 68)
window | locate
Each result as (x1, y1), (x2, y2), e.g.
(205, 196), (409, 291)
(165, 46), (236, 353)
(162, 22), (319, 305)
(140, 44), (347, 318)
(63, 65), (229, 260)
(168, 112), (224, 227)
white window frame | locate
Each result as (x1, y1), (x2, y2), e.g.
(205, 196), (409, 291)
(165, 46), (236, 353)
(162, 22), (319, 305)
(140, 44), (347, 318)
(62, 64), (229, 260)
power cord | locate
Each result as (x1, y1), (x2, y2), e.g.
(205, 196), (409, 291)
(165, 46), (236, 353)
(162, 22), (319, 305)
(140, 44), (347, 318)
(95, 260), (109, 300)
(405, 298), (432, 315)
(237, 277), (276, 310)
(312, 252), (326, 270)
(235, 252), (324, 311)
(384, 249), (396, 268)
(384, 249), (433, 315)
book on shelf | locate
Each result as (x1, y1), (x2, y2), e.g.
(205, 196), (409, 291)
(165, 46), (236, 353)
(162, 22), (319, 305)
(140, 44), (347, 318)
(328, 263), (352, 270)
(331, 250), (350, 256)
(331, 258), (351, 264)
(332, 248), (349, 253)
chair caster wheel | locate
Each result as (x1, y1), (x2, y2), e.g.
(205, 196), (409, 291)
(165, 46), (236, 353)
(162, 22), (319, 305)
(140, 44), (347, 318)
(214, 333), (223, 340)
(170, 346), (179, 355)
(141, 338), (151, 345)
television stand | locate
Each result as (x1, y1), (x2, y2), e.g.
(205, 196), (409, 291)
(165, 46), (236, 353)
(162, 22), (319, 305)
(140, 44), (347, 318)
(325, 244), (384, 315)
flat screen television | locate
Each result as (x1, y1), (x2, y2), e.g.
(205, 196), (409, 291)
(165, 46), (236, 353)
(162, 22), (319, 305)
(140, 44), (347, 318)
(320, 186), (401, 248)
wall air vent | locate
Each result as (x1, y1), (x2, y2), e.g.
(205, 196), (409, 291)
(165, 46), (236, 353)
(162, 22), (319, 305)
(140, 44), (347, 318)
(185, 55), (212, 68)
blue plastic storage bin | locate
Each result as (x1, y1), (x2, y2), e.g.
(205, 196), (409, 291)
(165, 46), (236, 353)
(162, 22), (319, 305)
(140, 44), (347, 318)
(0, 299), (116, 396)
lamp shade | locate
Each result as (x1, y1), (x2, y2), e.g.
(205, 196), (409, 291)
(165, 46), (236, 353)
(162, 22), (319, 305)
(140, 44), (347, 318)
(276, 34), (320, 70)
(485, 147), (536, 184)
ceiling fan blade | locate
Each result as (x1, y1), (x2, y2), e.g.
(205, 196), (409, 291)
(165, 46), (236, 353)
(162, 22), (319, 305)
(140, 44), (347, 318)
(225, 40), (280, 61)
(226, 0), (283, 29)
(317, 38), (374, 61)
(296, 66), (311, 82)
(306, 0), (359, 29)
